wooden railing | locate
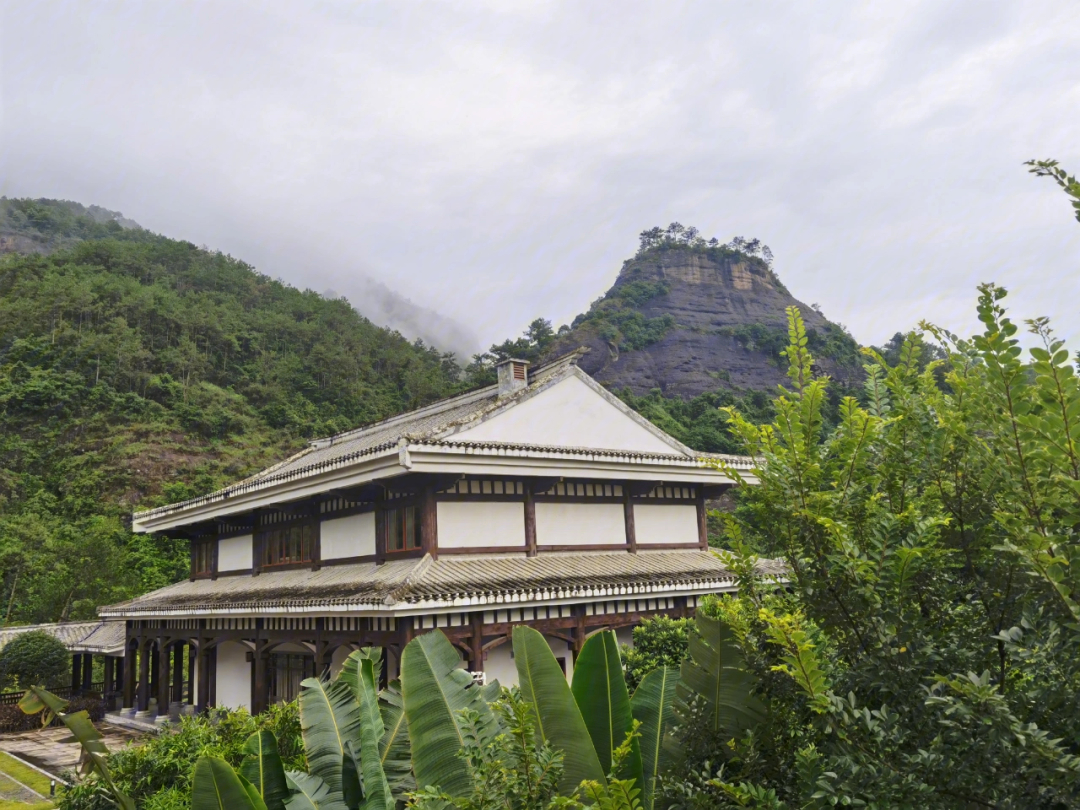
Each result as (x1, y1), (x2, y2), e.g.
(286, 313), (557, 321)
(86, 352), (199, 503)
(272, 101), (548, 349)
(0, 682), (106, 705)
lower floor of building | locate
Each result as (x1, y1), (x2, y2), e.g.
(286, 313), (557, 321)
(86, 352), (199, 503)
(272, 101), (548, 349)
(117, 594), (698, 718)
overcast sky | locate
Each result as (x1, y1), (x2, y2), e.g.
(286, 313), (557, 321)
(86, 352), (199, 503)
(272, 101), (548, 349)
(2, 0), (1079, 357)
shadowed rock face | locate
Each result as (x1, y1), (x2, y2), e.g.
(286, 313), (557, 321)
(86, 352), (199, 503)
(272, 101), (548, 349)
(545, 248), (854, 398)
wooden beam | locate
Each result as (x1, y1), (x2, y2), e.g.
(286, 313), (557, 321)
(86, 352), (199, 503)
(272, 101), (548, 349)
(696, 487), (709, 550)
(421, 484), (438, 559)
(524, 483), (537, 557)
(623, 484), (637, 554)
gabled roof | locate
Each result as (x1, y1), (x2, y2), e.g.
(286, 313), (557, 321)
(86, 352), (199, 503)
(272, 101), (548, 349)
(133, 350), (752, 528)
(99, 550), (787, 617)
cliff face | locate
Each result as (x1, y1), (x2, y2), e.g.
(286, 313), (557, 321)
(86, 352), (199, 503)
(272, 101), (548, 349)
(545, 247), (859, 398)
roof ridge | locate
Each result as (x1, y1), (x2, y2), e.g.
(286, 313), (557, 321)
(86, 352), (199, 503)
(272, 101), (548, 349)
(383, 554), (435, 605)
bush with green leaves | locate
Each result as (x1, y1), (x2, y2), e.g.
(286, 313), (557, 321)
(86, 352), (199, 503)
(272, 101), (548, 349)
(621, 616), (690, 692)
(58, 702), (302, 810)
(0, 629), (70, 690)
(659, 290), (1080, 808)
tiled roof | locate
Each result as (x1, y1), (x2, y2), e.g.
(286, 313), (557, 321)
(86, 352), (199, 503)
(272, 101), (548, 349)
(133, 351), (597, 523)
(99, 551), (786, 617)
(0, 621), (125, 655)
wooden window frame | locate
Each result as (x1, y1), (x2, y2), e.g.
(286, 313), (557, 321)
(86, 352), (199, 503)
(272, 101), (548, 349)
(384, 501), (422, 553)
(257, 517), (319, 569)
(191, 539), (215, 579)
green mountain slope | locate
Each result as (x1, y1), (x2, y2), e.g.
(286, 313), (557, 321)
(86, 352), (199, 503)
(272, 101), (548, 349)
(0, 199), (463, 623)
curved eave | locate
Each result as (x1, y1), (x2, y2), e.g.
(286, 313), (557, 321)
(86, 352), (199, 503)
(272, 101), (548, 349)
(132, 441), (757, 535)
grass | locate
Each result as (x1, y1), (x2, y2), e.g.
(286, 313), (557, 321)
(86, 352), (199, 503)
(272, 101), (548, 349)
(0, 752), (54, 809)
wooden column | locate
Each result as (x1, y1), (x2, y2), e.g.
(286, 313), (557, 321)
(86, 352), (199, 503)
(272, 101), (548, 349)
(252, 619), (267, 715)
(70, 654), (81, 692)
(209, 646), (218, 707)
(696, 487), (709, 550)
(623, 485), (637, 554)
(172, 644), (185, 703)
(314, 618), (327, 678)
(420, 485), (438, 559)
(156, 639), (170, 716)
(187, 643), (196, 704)
(197, 644), (211, 712)
(311, 499), (323, 571)
(375, 491), (387, 565)
(469, 612), (484, 673)
(137, 642), (151, 712)
(122, 641), (135, 708)
(251, 509), (263, 576)
(524, 483), (537, 557)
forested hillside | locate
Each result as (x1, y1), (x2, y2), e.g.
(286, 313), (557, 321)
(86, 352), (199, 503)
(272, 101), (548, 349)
(0, 200), (463, 623)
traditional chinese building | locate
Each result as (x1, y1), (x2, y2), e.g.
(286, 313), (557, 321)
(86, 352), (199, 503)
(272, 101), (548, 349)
(102, 350), (770, 721)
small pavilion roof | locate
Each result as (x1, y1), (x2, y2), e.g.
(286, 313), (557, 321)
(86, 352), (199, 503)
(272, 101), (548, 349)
(0, 620), (125, 656)
(99, 550), (786, 618)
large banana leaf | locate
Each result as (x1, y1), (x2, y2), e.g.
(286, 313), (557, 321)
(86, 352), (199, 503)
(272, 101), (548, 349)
(378, 679), (414, 797)
(20, 686), (135, 810)
(513, 626), (606, 794)
(356, 657), (394, 810)
(400, 630), (498, 799)
(284, 771), (348, 810)
(239, 731), (290, 810)
(298, 675), (362, 796)
(338, 648), (383, 703)
(676, 614), (765, 734)
(571, 630), (643, 788)
(630, 666), (679, 810)
(193, 756), (268, 810)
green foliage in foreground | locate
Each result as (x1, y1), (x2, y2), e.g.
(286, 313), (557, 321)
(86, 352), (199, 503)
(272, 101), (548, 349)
(0, 630), (70, 690)
(56, 704), (301, 810)
(659, 298), (1080, 808)
(0, 217), (464, 623)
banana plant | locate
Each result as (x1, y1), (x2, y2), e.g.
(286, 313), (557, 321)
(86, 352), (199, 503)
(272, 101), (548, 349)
(195, 756), (269, 810)
(571, 629), (644, 788)
(18, 685), (135, 810)
(401, 628), (501, 799)
(675, 613), (764, 735)
(629, 667), (679, 810)
(513, 626), (607, 794)
(240, 731), (291, 810)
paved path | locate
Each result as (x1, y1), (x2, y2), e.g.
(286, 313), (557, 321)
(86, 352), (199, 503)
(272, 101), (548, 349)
(0, 724), (146, 778)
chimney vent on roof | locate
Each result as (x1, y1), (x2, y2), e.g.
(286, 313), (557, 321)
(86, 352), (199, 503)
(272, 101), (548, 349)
(495, 358), (529, 397)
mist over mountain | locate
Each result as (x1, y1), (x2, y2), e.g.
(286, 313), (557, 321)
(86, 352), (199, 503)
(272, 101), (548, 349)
(0, 197), (479, 357)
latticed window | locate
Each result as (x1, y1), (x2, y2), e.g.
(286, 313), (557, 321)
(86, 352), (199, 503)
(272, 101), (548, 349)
(193, 541), (213, 576)
(387, 505), (421, 551)
(261, 522), (316, 566)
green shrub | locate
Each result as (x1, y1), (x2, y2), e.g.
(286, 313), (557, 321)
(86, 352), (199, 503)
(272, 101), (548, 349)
(57, 703), (303, 810)
(0, 630), (70, 690)
(621, 615), (691, 692)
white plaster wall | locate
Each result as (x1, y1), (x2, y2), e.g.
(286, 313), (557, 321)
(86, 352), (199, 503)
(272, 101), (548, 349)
(321, 513), (376, 560)
(535, 502), (625, 546)
(438, 501), (525, 548)
(330, 645), (353, 678)
(481, 635), (574, 687)
(215, 641), (250, 710)
(615, 625), (634, 650)
(218, 534), (252, 571)
(634, 504), (699, 546)
(483, 643), (517, 688)
(458, 376), (677, 453)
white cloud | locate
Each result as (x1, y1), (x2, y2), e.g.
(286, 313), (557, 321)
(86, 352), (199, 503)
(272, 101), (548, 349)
(2, 0), (1079, 356)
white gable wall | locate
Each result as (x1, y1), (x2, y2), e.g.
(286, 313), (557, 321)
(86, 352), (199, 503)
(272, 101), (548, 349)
(321, 513), (376, 560)
(458, 376), (678, 454)
(215, 641), (250, 709)
(634, 504), (699, 545)
(439, 501), (525, 548)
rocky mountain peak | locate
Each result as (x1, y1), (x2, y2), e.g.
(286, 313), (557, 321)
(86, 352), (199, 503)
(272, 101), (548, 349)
(543, 237), (858, 399)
